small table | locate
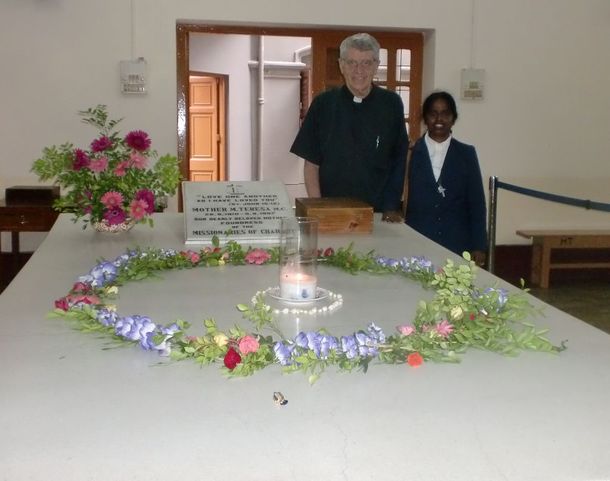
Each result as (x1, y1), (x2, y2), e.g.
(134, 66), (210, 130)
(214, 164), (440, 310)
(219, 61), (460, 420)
(0, 200), (60, 274)
(517, 229), (610, 288)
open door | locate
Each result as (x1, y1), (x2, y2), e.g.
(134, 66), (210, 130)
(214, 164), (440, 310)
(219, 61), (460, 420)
(188, 74), (226, 181)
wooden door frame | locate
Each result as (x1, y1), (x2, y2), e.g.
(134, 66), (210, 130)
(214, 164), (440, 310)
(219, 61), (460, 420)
(176, 23), (424, 211)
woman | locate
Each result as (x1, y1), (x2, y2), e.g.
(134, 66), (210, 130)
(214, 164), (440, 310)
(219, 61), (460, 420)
(405, 91), (487, 266)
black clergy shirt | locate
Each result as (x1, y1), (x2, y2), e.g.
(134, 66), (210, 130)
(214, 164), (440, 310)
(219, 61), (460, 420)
(290, 85), (409, 212)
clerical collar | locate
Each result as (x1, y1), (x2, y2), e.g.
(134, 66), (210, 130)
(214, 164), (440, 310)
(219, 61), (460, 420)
(343, 85), (374, 103)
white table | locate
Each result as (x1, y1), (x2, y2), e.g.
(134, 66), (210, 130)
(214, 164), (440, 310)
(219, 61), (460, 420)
(2, 214), (609, 481)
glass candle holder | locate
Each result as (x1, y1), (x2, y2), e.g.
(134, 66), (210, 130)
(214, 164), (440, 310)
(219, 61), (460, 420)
(279, 216), (318, 301)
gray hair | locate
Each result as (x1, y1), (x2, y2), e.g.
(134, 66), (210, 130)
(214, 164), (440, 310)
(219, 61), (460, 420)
(339, 33), (380, 61)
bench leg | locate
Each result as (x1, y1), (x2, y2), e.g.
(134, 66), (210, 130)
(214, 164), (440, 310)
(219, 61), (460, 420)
(530, 243), (552, 288)
(539, 243), (551, 288)
(531, 244), (542, 286)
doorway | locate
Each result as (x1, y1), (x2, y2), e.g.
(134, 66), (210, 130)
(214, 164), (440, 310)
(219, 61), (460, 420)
(176, 23), (424, 210)
(188, 74), (226, 182)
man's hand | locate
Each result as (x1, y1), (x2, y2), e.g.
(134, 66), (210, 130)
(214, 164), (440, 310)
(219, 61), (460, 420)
(381, 210), (404, 223)
(304, 161), (321, 197)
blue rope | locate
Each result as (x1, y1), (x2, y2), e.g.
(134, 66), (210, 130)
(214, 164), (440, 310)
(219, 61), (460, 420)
(496, 180), (610, 213)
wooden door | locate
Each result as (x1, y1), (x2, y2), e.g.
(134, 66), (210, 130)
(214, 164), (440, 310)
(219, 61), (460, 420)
(188, 75), (226, 181)
(310, 31), (423, 139)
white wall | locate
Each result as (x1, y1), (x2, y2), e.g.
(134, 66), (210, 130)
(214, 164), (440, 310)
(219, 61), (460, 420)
(189, 33), (253, 181)
(1, 0), (609, 248)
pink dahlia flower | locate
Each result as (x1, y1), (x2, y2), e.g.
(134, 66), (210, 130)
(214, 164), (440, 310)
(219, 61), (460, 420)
(129, 151), (148, 169)
(89, 156), (108, 173)
(100, 191), (124, 209)
(435, 320), (454, 338)
(129, 199), (149, 220)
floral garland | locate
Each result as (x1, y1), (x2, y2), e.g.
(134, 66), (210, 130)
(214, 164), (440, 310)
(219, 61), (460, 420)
(51, 239), (564, 383)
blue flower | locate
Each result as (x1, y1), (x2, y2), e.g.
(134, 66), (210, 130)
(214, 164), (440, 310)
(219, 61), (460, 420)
(399, 256), (433, 273)
(341, 335), (358, 359)
(295, 332), (309, 349)
(96, 308), (118, 327)
(89, 261), (118, 287)
(377, 256), (406, 269)
(483, 287), (509, 308)
(273, 341), (295, 366)
(114, 315), (156, 343)
(367, 322), (386, 343)
(319, 334), (339, 359)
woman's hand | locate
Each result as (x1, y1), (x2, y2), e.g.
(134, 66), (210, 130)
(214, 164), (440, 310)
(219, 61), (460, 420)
(472, 250), (487, 268)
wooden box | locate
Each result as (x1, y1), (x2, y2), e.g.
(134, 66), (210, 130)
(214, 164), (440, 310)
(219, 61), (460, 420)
(294, 197), (373, 234)
(5, 185), (60, 206)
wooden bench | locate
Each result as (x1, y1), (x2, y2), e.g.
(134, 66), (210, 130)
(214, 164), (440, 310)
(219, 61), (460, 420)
(516, 229), (610, 288)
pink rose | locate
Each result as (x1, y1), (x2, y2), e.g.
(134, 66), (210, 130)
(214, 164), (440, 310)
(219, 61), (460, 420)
(244, 248), (271, 265)
(397, 324), (415, 336)
(238, 335), (260, 355)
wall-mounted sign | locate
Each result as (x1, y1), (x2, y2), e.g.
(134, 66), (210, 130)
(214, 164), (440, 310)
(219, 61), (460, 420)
(461, 68), (485, 100)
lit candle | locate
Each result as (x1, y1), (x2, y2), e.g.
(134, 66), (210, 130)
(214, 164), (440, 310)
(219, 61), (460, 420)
(279, 268), (317, 301)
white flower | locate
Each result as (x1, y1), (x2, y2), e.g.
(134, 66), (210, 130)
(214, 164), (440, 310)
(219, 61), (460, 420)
(450, 305), (464, 321)
(213, 333), (229, 347)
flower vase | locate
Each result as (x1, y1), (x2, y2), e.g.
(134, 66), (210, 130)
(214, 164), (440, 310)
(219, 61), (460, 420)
(92, 219), (135, 234)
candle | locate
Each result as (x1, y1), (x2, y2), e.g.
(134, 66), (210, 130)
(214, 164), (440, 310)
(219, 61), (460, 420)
(279, 269), (317, 301)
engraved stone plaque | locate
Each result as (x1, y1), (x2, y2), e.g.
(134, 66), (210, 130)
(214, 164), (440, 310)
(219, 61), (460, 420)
(182, 180), (294, 245)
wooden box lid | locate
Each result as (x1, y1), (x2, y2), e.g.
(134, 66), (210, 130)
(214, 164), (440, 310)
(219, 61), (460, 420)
(294, 197), (373, 234)
(5, 186), (60, 206)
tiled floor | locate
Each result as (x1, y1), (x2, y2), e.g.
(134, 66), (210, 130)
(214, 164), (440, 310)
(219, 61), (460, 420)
(528, 280), (610, 334)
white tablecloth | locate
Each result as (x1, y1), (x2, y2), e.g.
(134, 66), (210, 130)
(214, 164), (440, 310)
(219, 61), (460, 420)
(1, 214), (609, 481)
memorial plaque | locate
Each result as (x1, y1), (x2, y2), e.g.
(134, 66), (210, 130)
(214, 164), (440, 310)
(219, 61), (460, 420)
(182, 180), (294, 245)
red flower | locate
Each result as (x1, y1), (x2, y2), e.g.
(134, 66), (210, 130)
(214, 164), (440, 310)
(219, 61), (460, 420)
(323, 247), (335, 257)
(469, 313), (476, 321)
(407, 352), (424, 367)
(54, 297), (70, 311)
(90, 135), (113, 152)
(103, 207), (127, 225)
(124, 130), (151, 151)
(71, 281), (91, 293)
(72, 149), (90, 171)
(223, 347), (242, 370)
(135, 189), (155, 214)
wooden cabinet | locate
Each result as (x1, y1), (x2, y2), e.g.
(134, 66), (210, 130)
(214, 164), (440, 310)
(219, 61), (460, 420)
(0, 202), (60, 253)
(0, 188), (60, 291)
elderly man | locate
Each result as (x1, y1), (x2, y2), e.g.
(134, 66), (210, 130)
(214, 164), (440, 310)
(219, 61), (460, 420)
(290, 33), (408, 221)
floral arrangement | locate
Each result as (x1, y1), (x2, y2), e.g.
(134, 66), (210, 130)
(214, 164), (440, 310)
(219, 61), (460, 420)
(51, 240), (565, 384)
(31, 105), (181, 229)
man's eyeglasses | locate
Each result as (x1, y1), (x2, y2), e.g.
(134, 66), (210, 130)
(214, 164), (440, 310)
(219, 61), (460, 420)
(341, 58), (378, 70)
